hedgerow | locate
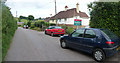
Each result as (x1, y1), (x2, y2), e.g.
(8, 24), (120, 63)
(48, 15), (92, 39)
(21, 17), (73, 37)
(2, 2), (17, 60)
(88, 2), (120, 37)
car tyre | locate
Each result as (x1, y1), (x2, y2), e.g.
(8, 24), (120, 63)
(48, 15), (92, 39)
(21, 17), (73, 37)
(61, 34), (64, 36)
(51, 32), (54, 37)
(60, 40), (67, 49)
(45, 31), (47, 35)
(93, 48), (105, 62)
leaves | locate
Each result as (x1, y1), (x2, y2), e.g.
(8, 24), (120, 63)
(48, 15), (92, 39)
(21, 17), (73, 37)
(89, 2), (120, 37)
(28, 15), (34, 21)
(2, 3), (17, 60)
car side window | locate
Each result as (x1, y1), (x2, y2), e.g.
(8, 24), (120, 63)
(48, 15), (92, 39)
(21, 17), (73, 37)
(84, 29), (96, 38)
(72, 29), (84, 37)
(48, 27), (53, 29)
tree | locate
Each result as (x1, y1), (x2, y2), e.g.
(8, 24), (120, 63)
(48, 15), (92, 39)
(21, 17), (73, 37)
(28, 15), (34, 21)
(18, 16), (28, 22)
(88, 2), (120, 37)
(27, 21), (31, 27)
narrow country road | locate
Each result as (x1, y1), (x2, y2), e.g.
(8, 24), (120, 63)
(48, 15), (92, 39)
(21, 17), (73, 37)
(5, 27), (119, 61)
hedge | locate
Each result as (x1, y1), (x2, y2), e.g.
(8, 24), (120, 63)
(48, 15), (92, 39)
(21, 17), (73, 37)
(2, 2), (17, 60)
(88, 2), (120, 37)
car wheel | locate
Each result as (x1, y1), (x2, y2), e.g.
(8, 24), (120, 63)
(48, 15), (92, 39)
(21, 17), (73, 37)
(60, 40), (67, 49)
(93, 48), (105, 62)
(51, 32), (54, 37)
(61, 34), (64, 36)
(45, 31), (47, 34)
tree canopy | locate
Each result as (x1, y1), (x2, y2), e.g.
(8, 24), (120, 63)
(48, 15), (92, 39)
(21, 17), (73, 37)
(28, 15), (34, 21)
(88, 2), (120, 37)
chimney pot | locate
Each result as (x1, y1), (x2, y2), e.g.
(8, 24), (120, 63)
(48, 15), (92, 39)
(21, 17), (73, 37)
(65, 6), (68, 11)
(76, 3), (79, 13)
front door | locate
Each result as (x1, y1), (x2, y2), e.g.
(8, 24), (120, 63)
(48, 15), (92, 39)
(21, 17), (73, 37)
(83, 29), (96, 53)
(66, 29), (85, 50)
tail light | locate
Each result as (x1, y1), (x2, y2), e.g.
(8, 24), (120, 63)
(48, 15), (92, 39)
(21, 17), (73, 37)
(106, 41), (114, 44)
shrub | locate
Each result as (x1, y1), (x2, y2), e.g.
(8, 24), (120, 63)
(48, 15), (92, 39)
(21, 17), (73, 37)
(66, 27), (74, 34)
(88, 2), (120, 37)
(27, 21), (31, 27)
(61, 25), (68, 30)
(50, 23), (56, 26)
(20, 19), (28, 25)
(30, 22), (35, 29)
(2, 2), (17, 60)
(32, 27), (41, 31)
(45, 22), (49, 27)
(36, 28), (41, 31)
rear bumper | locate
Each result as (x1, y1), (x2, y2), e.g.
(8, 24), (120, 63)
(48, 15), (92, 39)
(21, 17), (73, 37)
(103, 45), (120, 57)
(53, 32), (65, 35)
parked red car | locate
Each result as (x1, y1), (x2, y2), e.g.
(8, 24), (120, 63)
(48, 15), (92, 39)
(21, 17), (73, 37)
(45, 26), (65, 36)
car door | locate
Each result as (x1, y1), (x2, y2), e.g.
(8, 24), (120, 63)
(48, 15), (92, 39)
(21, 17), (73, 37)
(47, 27), (54, 34)
(46, 27), (51, 34)
(66, 28), (85, 50)
(82, 29), (96, 53)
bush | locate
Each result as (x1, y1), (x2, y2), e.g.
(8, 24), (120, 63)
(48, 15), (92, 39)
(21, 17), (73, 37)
(61, 25), (68, 30)
(18, 25), (21, 27)
(45, 22), (49, 27)
(66, 27), (74, 34)
(32, 27), (41, 31)
(27, 21), (31, 27)
(30, 22), (35, 29)
(34, 20), (45, 28)
(2, 2), (17, 60)
(50, 23), (56, 26)
(36, 28), (41, 31)
(88, 2), (120, 37)
(20, 19), (28, 25)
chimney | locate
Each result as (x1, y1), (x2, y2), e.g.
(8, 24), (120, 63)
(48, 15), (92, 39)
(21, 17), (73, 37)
(76, 3), (79, 13)
(65, 6), (68, 11)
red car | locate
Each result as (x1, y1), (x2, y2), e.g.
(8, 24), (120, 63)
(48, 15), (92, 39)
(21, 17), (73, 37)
(45, 26), (65, 36)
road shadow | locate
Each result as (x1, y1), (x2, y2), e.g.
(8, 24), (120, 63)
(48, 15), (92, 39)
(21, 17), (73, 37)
(66, 47), (119, 62)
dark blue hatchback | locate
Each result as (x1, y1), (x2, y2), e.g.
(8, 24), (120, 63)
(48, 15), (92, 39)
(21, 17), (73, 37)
(60, 28), (120, 62)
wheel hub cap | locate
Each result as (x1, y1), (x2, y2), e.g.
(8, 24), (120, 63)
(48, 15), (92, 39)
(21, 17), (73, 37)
(95, 51), (102, 60)
(62, 42), (66, 47)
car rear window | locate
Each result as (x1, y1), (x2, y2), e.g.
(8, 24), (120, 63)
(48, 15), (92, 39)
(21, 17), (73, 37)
(54, 27), (62, 29)
(100, 29), (118, 39)
(49, 26), (62, 29)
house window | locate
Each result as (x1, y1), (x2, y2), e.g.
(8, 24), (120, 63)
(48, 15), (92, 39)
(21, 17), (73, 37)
(52, 20), (54, 22)
(59, 19), (61, 22)
(64, 18), (67, 21)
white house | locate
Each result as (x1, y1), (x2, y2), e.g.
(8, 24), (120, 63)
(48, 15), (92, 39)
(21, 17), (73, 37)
(50, 3), (90, 28)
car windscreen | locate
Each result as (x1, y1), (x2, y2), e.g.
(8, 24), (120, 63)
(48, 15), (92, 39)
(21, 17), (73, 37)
(101, 29), (118, 39)
(53, 27), (62, 29)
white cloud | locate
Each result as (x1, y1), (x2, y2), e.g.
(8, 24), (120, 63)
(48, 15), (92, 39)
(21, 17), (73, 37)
(6, 0), (96, 18)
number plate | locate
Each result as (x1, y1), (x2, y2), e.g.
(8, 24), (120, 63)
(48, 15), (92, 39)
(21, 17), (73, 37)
(117, 46), (120, 51)
(58, 30), (62, 32)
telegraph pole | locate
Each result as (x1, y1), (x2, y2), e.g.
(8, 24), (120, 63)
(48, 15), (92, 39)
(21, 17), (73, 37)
(55, 0), (57, 14)
(55, 0), (57, 26)
(16, 11), (17, 18)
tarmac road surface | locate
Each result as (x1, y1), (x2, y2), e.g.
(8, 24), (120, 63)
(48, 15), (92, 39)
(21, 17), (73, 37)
(5, 27), (119, 62)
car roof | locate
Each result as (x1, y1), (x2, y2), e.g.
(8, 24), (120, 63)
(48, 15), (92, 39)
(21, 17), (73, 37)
(49, 26), (61, 27)
(78, 28), (107, 30)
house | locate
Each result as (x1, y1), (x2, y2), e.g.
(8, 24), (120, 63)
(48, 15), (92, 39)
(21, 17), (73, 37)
(50, 3), (90, 28)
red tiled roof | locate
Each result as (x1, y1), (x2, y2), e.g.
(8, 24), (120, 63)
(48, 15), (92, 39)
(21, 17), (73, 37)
(50, 8), (89, 20)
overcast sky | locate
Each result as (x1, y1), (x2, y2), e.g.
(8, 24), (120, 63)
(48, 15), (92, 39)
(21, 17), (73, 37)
(6, 0), (98, 19)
